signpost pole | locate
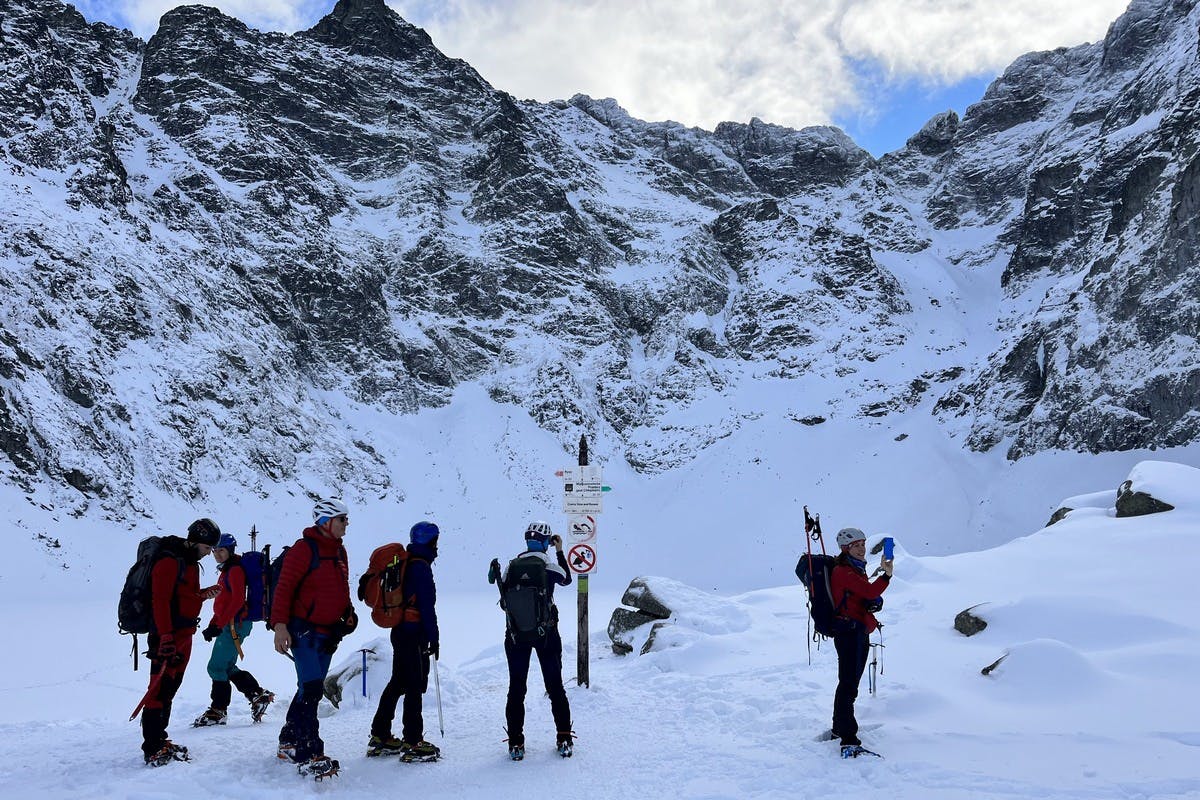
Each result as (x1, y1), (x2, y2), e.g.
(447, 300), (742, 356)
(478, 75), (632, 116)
(577, 435), (590, 689)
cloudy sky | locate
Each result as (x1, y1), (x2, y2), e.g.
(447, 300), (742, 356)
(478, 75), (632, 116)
(72, 0), (1131, 155)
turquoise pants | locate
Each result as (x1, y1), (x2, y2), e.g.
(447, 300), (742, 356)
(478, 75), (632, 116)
(206, 620), (253, 681)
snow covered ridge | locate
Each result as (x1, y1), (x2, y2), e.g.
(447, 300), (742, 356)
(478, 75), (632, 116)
(1, 0), (1199, 512)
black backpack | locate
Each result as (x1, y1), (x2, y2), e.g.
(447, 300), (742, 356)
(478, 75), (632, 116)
(118, 536), (184, 636)
(263, 538), (322, 629)
(795, 552), (839, 638)
(502, 554), (554, 643)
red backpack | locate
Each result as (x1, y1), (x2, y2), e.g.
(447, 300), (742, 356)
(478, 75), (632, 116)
(357, 543), (422, 628)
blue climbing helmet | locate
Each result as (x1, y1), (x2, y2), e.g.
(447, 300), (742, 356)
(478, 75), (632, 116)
(216, 533), (237, 552)
(524, 520), (552, 551)
(410, 521), (440, 545)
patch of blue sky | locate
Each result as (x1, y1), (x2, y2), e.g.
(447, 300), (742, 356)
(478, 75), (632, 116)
(834, 63), (997, 158)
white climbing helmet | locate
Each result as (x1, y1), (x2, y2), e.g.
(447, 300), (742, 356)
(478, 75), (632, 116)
(312, 497), (349, 524)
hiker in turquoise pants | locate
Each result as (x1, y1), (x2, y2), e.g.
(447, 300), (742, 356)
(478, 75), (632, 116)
(193, 534), (275, 727)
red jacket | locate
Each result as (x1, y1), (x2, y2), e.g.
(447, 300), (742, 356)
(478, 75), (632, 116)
(268, 527), (350, 631)
(151, 537), (202, 636)
(830, 557), (890, 633)
(208, 558), (246, 629)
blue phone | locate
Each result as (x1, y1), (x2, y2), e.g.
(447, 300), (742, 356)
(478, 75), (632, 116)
(882, 536), (894, 560)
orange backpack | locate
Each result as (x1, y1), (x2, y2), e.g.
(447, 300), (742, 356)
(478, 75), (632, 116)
(357, 543), (422, 628)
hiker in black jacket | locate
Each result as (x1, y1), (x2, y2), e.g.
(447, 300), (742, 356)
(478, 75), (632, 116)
(487, 521), (574, 760)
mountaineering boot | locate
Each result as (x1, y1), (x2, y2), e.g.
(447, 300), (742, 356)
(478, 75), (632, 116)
(277, 742), (298, 763)
(249, 690), (275, 723)
(556, 731), (574, 758)
(145, 740), (190, 766)
(841, 744), (882, 759)
(399, 739), (441, 762)
(508, 743), (525, 761)
(366, 733), (405, 757)
(192, 707), (227, 727)
(297, 754), (340, 780)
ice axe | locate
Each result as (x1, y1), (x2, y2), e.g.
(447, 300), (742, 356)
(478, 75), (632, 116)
(129, 668), (165, 721)
(229, 624), (245, 661)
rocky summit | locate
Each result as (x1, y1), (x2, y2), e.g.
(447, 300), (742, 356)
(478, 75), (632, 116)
(0, 0), (1197, 509)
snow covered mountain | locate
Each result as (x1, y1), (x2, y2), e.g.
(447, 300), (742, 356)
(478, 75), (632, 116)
(1, 0), (1198, 526)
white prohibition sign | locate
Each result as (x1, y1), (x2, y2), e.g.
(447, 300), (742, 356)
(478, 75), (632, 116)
(567, 543), (597, 574)
(568, 515), (597, 542)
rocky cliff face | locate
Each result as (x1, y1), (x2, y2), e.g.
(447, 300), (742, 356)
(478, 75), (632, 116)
(0, 0), (1197, 509)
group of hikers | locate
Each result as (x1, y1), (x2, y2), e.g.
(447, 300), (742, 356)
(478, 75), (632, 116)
(131, 498), (576, 779)
(130, 496), (893, 777)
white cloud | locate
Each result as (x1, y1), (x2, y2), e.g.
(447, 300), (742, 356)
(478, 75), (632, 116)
(837, 0), (1131, 82)
(392, 0), (1130, 130)
(79, 0), (1132, 131)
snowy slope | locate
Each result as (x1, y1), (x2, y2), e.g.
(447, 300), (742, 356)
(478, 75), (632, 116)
(1, 460), (1197, 799)
(2, 0), (1200, 529)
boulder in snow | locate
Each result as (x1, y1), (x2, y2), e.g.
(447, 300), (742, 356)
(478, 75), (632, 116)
(608, 576), (752, 655)
(1115, 480), (1175, 517)
(955, 604), (989, 636)
(323, 640), (389, 707)
(1045, 506), (1073, 526)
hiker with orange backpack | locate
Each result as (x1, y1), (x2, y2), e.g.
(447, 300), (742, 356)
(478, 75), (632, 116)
(365, 521), (441, 761)
(192, 532), (275, 728)
(271, 498), (357, 780)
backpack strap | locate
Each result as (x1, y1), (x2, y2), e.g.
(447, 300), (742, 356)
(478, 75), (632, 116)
(286, 537), (326, 613)
(154, 552), (196, 633)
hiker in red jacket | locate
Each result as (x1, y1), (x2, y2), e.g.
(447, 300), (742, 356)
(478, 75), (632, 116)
(829, 527), (892, 757)
(141, 518), (219, 766)
(270, 498), (357, 779)
(193, 533), (275, 728)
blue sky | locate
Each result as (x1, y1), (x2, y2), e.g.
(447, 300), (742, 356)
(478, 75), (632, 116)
(71, 0), (1128, 157)
(836, 74), (998, 156)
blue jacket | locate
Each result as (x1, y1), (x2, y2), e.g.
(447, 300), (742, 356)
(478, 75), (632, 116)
(401, 541), (438, 646)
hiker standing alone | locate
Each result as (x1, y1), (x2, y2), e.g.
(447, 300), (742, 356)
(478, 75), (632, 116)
(193, 532), (275, 727)
(140, 518), (220, 766)
(271, 498), (357, 780)
(367, 521), (442, 761)
(488, 521), (574, 760)
(830, 527), (892, 757)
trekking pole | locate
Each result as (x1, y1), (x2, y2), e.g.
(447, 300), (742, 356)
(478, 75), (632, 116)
(433, 655), (444, 738)
(803, 505), (823, 666)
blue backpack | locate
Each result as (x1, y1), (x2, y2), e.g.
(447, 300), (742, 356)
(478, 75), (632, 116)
(240, 550), (268, 622)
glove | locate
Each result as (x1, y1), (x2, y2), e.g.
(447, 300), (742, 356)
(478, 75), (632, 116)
(488, 558), (501, 585)
(425, 641), (440, 660)
(202, 624), (221, 642)
(157, 634), (177, 660)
